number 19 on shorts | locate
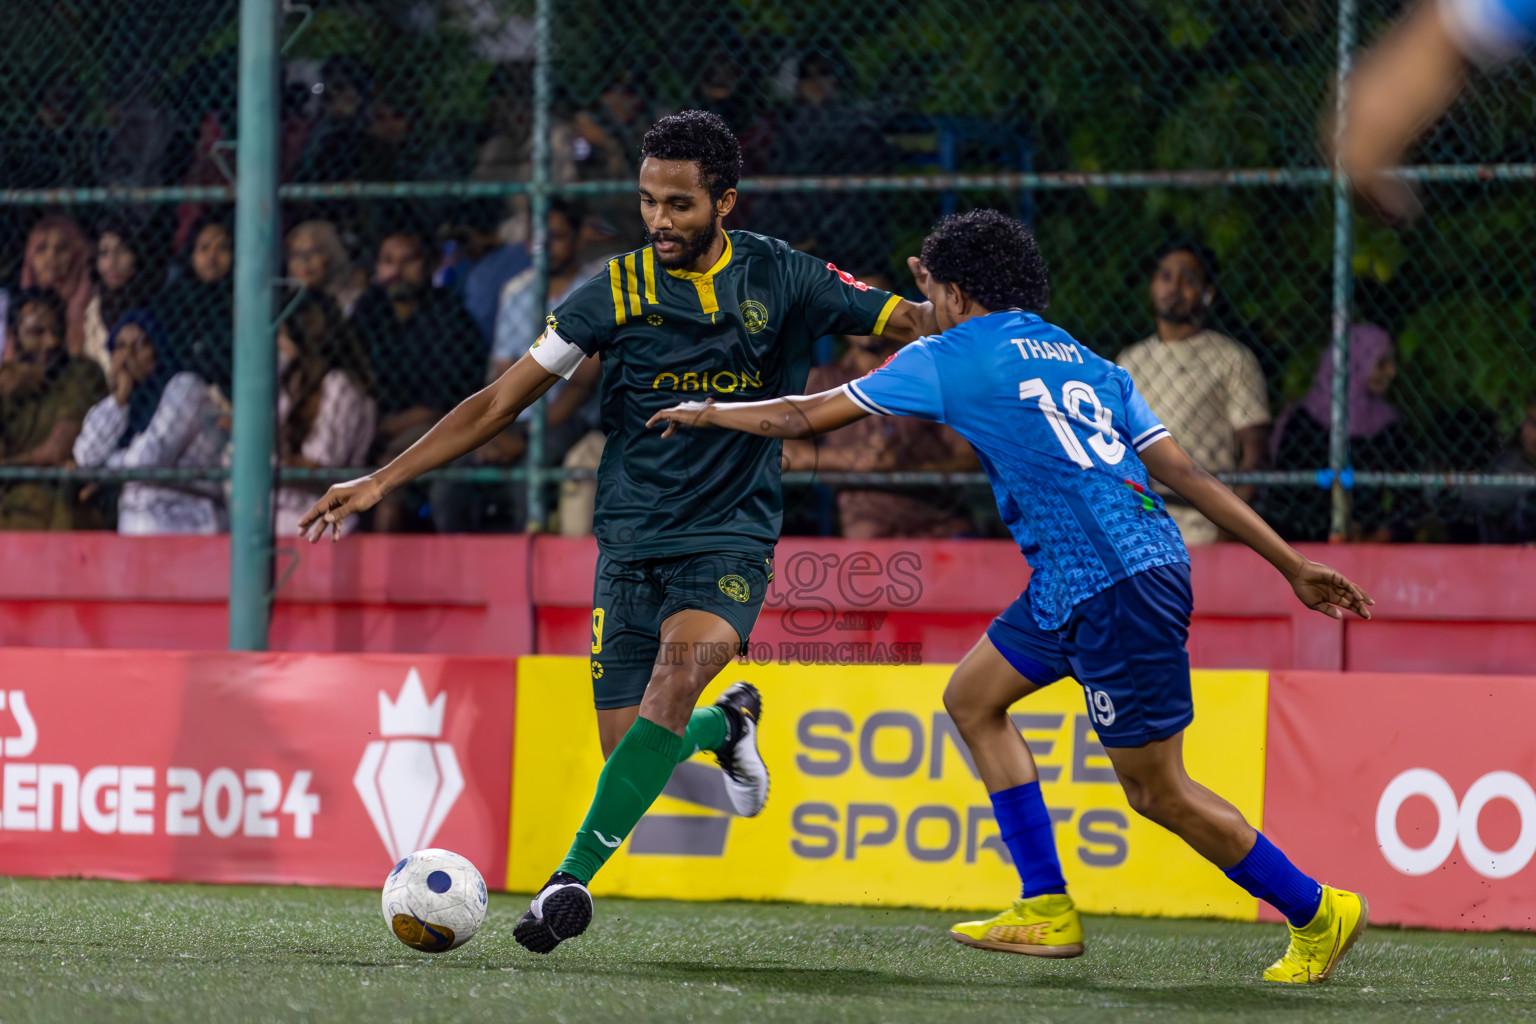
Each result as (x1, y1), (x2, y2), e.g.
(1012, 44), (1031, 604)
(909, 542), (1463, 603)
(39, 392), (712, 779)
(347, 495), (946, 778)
(1086, 686), (1117, 728)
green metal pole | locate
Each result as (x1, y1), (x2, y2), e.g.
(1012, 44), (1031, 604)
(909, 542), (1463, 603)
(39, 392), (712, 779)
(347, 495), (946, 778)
(229, 0), (281, 650)
(526, 0), (552, 531)
(1327, 0), (1358, 541)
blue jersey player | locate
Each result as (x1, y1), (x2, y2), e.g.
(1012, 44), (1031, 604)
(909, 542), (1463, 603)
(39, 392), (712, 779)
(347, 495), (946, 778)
(650, 210), (1376, 984)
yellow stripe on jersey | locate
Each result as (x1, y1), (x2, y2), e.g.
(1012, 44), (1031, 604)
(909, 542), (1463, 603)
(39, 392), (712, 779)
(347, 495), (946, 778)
(872, 293), (902, 336)
(641, 246), (657, 305)
(623, 253), (642, 318)
(608, 259), (627, 325)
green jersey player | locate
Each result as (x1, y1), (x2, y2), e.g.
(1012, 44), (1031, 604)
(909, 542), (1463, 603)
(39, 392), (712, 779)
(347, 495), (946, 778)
(298, 110), (938, 953)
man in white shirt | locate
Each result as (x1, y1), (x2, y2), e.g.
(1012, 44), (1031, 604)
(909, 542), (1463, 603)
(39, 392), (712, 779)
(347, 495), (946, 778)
(1116, 241), (1271, 546)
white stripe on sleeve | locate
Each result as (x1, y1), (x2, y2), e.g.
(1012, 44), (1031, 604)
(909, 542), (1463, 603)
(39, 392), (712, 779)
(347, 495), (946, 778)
(844, 380), (893, 416)
(1133, 425), (1171, 452)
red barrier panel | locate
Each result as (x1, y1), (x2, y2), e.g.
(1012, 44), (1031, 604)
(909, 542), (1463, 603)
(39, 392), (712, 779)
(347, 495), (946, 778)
(0, 534), (533, 655)
(535, 538), (1536, 673)
(1262, 671), (1536, 931)
(4, 533), (1536, 674)
(0, 650), (517, 888)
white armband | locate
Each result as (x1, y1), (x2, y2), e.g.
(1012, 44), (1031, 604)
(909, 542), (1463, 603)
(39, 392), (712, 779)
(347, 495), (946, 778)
(529, 327), (587, 380)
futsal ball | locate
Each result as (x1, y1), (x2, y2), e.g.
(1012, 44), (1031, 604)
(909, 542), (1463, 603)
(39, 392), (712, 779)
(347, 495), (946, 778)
(380, 848), (488, 952)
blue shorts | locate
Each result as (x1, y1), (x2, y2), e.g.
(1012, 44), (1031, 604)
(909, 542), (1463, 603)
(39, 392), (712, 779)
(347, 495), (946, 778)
(985, 564), (1194, 748)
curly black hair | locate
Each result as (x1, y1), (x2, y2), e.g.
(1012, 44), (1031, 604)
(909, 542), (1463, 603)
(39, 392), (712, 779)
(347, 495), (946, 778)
(920, 209), (1050, 312)
(640, 110), (742, 202)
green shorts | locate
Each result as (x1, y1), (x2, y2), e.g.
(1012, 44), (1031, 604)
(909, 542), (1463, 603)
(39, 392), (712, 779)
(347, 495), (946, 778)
(589, 550), (772, 710)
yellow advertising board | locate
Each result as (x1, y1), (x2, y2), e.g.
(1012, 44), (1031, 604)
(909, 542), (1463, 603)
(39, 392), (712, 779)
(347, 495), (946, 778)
(510, 657), (1267, 919)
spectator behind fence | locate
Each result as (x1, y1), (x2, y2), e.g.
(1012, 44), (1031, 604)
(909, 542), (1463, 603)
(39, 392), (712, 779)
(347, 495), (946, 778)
(286, 220), (366, 318)
(1271, 323), (1418, 542)
(353, 229), (484, 532)
(0, 289), (107, 529)
(293, 56), (372, 185)
(1463, 396), (1536, 543)
(472, 63), (577, 274)
(484, 201), (607, 533)
(751, 51), (895, 268)
(272, 293), (377, 537)
(5, 75), (98, 190)
(782, 273), (978, 539)
(489, 200), (603, 460)
(463, 67), (541, 345)
(170, 53), (238, 257)
(1116, 240), (1270, 546)
(83, 217), (162, 378)
(72, 311), (225, 535)
(21, 214), (94, 358)
(154, 216), (234, 404)
(570, 66), (654, 254)
(99, 68), (175, 192)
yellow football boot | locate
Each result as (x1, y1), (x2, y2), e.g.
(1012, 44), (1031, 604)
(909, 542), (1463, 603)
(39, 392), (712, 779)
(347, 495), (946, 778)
(949, 894), (1085, 958)
(1262, 886), (1369, 983)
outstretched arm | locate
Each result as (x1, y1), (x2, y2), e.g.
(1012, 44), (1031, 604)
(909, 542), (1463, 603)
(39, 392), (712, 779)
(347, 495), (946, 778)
(646, 388), (869, 441)
(1140, 436), (1375, 620)
(298, 352), (559, 540)
(1332, 0), (1467, 221)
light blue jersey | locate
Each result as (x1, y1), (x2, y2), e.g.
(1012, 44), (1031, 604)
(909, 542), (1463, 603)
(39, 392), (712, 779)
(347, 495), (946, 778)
(845, 310), (1188, 630)
(1447, 0), (1536, 62)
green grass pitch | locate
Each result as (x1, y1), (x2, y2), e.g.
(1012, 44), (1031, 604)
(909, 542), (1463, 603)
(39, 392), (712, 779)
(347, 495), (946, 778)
(1, 878), (1532, 1023)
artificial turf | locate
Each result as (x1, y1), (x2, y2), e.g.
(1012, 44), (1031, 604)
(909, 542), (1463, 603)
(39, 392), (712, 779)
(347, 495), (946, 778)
(0, 878), (1532, 1023)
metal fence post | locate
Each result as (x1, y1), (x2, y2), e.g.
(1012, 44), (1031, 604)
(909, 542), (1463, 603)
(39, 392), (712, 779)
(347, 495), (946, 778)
(1328, 0), (1358, 541)
(228, 0), (281, 650)
(526, 0), (553, 532)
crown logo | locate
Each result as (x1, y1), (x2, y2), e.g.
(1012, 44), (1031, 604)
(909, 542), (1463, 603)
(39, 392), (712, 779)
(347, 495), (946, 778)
(378, 668), (446, 738)
(356, 667), (464, 861)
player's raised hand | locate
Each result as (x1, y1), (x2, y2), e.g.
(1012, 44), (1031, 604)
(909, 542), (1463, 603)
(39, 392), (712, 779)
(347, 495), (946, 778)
(646, 399), (714, 439)
(906, 256), (933, 300)
(1286, 560), (1374, 621)
(297, 475), (385, 543)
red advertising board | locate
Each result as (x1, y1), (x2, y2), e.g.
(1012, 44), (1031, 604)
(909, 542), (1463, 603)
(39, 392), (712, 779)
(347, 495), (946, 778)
(1264, 671), (1536, 931)
(0, 650), (516, 889)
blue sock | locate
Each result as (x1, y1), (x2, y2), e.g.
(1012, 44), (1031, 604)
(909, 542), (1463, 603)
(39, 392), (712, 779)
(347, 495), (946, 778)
(990, 781), (1067, 898)
(1222, 832), (1323, 928)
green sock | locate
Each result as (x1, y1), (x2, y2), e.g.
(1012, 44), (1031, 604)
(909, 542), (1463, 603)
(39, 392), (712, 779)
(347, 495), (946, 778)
(681, 705), (729, 761)
(558, 716), (686, 882)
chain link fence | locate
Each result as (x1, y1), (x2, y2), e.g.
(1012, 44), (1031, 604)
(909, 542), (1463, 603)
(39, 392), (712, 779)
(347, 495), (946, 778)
(0, 1), (1531, 543)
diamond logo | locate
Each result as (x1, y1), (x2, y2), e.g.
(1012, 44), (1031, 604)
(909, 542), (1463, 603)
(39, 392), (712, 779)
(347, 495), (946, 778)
(354, 669), (465, 860)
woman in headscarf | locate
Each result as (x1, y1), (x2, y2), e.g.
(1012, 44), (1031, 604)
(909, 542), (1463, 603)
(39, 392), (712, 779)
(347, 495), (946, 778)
(83, 216), (163, 377)
(20, 213), (94, 357)
(71, 310), (225, 535)
(285, 220), (365, 318)
(271, 291), (376, 536)
(153, 214), (234, 402)
(1271, 323), (1417, 541)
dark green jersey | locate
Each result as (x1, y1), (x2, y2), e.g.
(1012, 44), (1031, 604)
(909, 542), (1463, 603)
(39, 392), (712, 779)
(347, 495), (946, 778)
(531, 230), (901, 561)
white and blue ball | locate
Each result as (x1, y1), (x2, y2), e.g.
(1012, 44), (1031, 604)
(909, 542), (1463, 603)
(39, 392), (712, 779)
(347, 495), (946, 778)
(381, 848), (488, 952)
